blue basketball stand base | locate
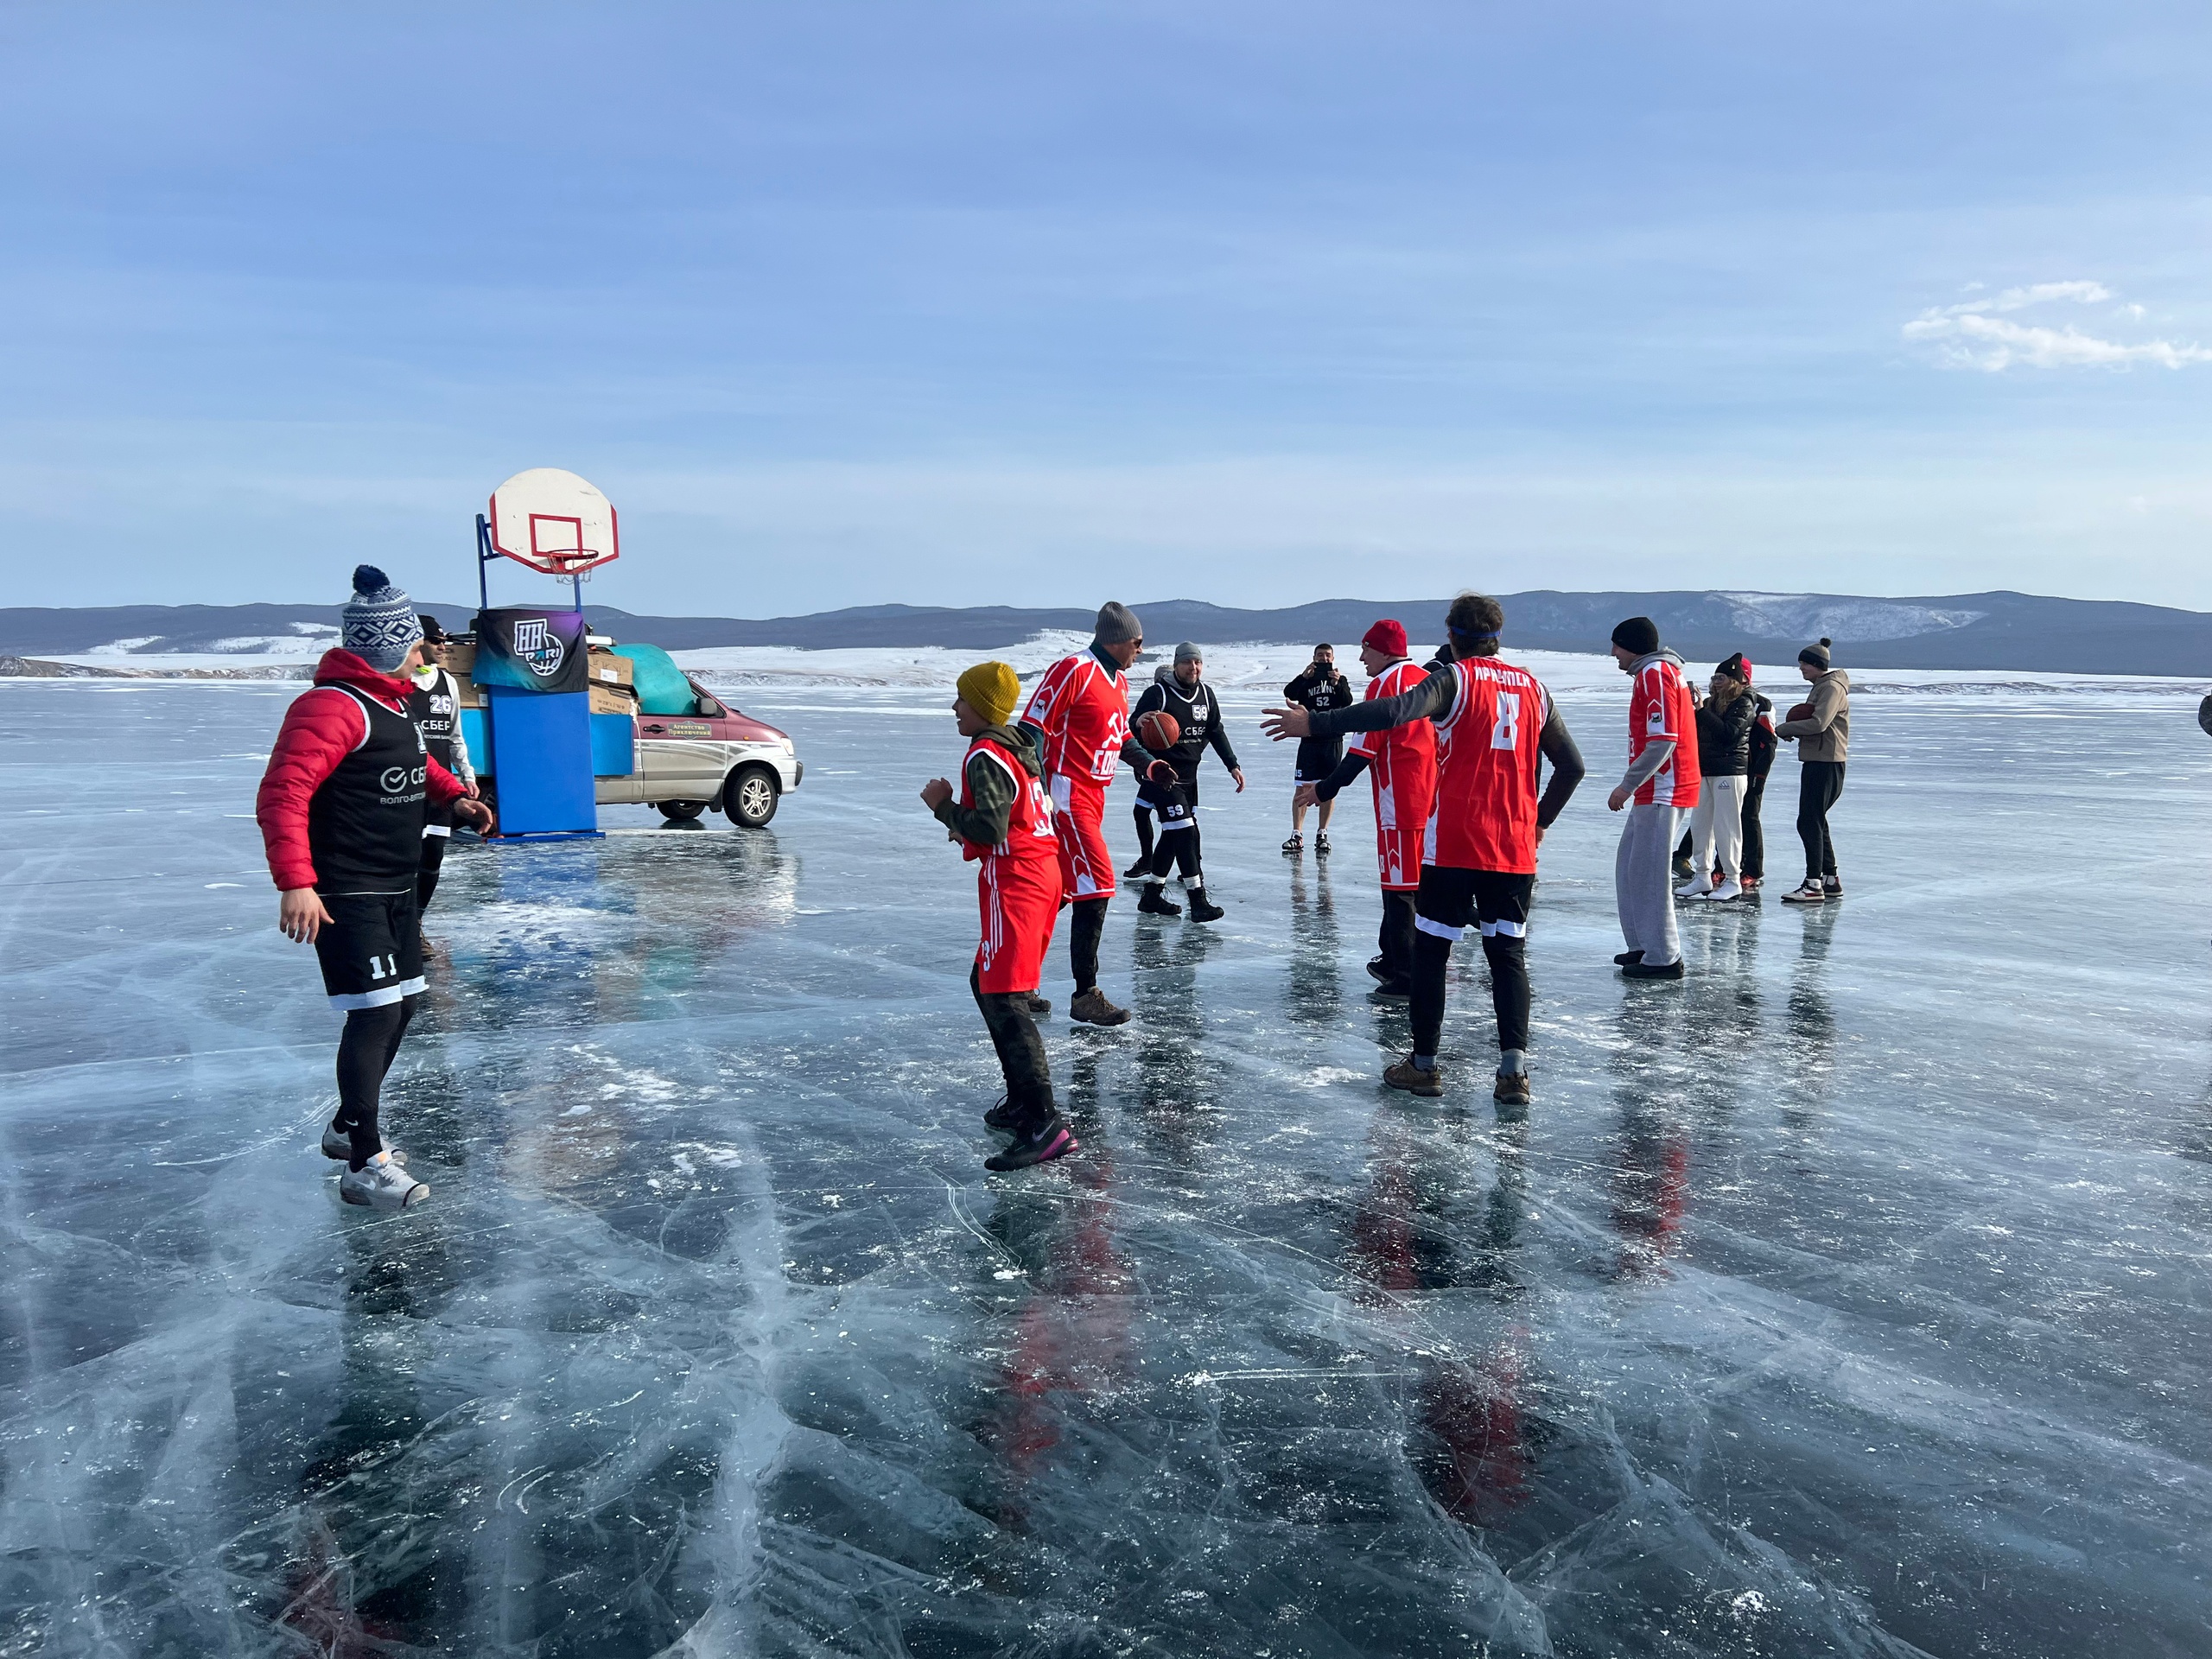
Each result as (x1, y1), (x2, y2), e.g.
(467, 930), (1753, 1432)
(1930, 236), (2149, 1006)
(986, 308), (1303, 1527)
(490, 829), (605, 844)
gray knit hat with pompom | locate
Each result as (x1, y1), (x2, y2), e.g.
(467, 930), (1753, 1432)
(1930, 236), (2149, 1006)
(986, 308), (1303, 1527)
(340, 564), (423, 673)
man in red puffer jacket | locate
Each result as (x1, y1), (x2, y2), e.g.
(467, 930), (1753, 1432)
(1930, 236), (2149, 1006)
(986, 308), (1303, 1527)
(256, 565), (494, 1211)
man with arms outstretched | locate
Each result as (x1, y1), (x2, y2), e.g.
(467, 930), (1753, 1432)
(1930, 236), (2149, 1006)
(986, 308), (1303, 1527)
(1268, 593), (1584, 1107)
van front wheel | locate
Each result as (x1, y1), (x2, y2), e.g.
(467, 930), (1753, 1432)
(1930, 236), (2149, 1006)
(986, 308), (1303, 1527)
(723, 766), (779, 828)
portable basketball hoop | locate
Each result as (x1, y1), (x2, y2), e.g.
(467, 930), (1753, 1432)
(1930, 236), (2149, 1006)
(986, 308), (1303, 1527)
(476, 467), (620, 612)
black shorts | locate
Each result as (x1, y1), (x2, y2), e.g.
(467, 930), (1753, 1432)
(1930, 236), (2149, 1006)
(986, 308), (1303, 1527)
(1414, 867), (1533, 942)
(1294, 737), (1344, 785)
(313, 891), (426, 1010)
(1135, 767), (1202, 813)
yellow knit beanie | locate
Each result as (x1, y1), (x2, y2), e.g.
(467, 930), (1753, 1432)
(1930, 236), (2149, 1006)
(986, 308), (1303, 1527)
(957, 661), (1020, 729)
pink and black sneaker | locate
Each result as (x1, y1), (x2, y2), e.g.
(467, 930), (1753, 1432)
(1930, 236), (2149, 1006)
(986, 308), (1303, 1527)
(986, 1114), (1079, 1172)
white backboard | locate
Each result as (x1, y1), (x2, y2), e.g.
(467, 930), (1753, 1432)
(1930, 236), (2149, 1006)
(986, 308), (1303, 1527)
(487, 468), (620, 575)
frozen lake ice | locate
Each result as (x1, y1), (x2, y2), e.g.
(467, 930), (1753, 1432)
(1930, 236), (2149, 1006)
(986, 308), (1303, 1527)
(3, 677), (2209, 1657)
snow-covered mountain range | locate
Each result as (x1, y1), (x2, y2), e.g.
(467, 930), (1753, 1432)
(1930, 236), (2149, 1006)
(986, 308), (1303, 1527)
(4, 588), (2208, 675)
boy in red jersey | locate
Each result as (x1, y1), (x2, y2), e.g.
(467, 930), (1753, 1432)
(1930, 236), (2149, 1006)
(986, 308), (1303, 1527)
(1270, 594), (1585, 1107)
(1019, 601), (1173, 1027)
(1604, 617), (1701, 980)
(256, 566), (494, 1210)
(924, 661), (1077, 1171)
(1299, 620), (1436, 996)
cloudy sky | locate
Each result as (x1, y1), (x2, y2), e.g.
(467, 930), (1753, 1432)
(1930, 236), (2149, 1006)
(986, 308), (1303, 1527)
(6, 3), (2209, 614)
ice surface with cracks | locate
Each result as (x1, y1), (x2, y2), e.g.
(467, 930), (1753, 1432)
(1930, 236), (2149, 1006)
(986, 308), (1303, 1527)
(1, 677), (2209, 1657)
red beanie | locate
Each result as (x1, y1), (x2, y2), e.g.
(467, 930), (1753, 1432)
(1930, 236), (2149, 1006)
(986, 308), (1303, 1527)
(1362, 619), (1408, 657)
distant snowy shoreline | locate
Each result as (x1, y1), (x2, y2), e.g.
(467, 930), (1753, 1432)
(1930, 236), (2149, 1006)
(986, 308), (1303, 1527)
(6, 634), (2208, 702)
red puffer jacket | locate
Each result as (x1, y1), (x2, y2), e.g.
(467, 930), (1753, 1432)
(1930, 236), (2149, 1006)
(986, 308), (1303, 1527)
(256, 649), (467, 891)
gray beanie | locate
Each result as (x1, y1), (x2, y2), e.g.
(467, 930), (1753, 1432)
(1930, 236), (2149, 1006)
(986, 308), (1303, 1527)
(341, 564), (423, 673)
(1093, 601), (1142, 646)
(1173, 640), (1202, 665)
(1798, 636), (1833, 670)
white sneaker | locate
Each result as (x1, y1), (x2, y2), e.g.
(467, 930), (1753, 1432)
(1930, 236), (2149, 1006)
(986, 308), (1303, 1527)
(1780, 882), (1827, 905)
(321, 1125), (405, 1164)
(340, 1151), (429, 1210)
(1675, 878), (1712, 898)
(1706, 880), (1744, 902)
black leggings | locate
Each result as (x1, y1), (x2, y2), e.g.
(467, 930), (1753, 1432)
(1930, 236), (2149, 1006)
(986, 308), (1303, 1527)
(417, 834), (447, 912)
(1742, 770), (1770, 880)
(1148, 824), (1203, 884)
(334, 995), (419, 1167)
(1377, 889), (1416, 984)
(1131, 804), (1156, 865)
(1409, 929), (1529, 1060)
(1071, 897), (1109, 994)
(1796, 761), (1846, 881)
(971, 963), (1054, 1125)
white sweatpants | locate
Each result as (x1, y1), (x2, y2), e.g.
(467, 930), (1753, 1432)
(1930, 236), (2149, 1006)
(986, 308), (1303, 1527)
(1688, 775), (1746, 882)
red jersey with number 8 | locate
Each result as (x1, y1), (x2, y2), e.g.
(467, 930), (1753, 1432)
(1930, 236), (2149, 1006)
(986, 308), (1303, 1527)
(1424, 656), (1553, 875)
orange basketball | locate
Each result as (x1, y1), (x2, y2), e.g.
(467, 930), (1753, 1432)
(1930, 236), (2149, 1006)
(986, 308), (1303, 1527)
(1136, 709), (1180, 751)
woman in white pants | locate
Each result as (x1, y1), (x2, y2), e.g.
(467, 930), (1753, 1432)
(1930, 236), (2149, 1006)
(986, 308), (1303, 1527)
(1679, 656), (1756, 901)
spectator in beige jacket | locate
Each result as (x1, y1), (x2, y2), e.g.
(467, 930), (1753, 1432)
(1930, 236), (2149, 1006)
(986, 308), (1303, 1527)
(1776, 638), (1850, 904)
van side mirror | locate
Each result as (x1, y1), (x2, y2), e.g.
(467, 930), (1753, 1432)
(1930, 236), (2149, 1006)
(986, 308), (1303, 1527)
(696, 696), (723, 717)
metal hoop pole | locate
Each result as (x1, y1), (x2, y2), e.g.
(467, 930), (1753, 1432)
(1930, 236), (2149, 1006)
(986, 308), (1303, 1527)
(475, 514), (495, 614)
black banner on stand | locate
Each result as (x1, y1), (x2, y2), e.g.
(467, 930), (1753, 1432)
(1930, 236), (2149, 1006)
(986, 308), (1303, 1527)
(472, 608), (588, 695)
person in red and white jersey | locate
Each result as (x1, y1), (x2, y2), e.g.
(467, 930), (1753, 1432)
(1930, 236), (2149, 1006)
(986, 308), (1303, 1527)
(1018, 601), (1173, 1027)
(255, 566), (494, 1212)
(1603, 616), (1702, 979)
(1299, 619), (1436, 996)
(923, 661), (1078, 1172)
(1270, 594), (1585, 1107)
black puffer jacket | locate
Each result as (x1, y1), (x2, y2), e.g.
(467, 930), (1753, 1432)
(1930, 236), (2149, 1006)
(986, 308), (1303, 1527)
(1694, 690), (1756, 777)
(1747, 693), (1777, 779)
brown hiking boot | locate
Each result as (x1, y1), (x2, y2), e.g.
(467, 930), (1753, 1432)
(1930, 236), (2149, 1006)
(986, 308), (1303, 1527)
(1492, 1070), (1531, 1107)
(1069, 988), (1131, 1027)
(1382, 1056), (1443, 1097)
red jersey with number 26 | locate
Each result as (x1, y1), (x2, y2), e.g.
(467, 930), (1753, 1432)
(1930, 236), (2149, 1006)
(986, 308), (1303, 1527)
(1630, 657), (1701, 808)
(1020, 652), (1131, 784)
(1425, 656), (1553, 875)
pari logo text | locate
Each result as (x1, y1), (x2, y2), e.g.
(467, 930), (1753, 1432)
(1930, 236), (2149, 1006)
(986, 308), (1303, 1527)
(511, 617), (567, 677)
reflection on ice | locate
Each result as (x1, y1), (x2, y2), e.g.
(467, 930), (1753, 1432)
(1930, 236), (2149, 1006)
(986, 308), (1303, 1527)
(2, 682), (2209, 1656)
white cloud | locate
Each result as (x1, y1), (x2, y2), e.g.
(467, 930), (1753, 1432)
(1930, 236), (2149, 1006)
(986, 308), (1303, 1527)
(1971, 280), (2112, 314)
(1904, 281), (2208, 371)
